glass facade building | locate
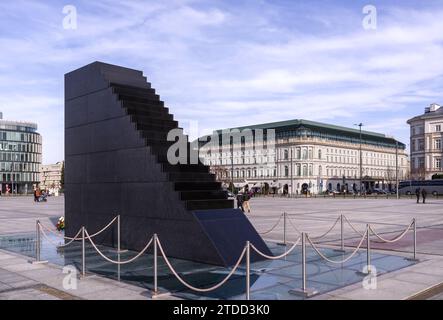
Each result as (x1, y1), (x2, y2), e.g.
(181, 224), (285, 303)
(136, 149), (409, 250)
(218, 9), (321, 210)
(0, 114), (42, 194)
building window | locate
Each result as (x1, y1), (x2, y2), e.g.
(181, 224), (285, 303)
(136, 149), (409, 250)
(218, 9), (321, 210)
(284, 166), (289, 177)
(435, 139), (441, 150)
(284, 149), (288, 160)
(297, 164), (301, 176)
(418, 139), (424, 151)
(319, 166), (322, 176)
(296, 148), (301, 159)
(436, 125), (441, 132)
(436, 158), (442, 169)
(318, 149), (322, 159)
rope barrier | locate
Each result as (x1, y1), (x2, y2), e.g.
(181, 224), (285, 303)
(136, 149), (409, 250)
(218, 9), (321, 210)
(250, 237), (301, 260)
(309, 216), (341, 241)
(306, 228), (368, 264)
(84, 228), (154, 265)
(369, 221), (414, 243)
(286, 215), (302, 234)
(39, 226), (83, 248)
(342, 215), (366, 237)
(38, 216), (118, 241)
(258, 213), (284, 235)
(156, 237), (247, 293)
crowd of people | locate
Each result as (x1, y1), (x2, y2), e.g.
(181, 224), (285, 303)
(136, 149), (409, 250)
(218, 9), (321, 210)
(33, 188), (48, 202)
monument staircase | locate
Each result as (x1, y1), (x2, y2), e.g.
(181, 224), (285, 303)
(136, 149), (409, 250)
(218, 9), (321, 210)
(110, 83), (234, 211)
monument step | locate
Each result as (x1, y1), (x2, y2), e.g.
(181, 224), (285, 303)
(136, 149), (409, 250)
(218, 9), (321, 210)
(123, 102), (174, 118)
(123, 100), (167, 111)
(180, 190), (228, 201)
(112, 84), (157, 97)
(140, 130), (187, 142)
(118, 94), (162, 105)
(131, 114), (176, 126)
(186, 199), (234, 210)
(174, 181), (221, 191)
(162, 163), (209, 173)
(169, 172), (216, 182)
(136, 121), (178, 131)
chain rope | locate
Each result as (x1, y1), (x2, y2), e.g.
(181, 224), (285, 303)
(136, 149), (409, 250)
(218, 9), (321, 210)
(38, 216), (118, 241)
(84, 228), (154, 265)
(250, 237), (301, 260)
(156, 237), (246, 293)
(257, 213), (284, 235)
(39, 226), (83, 248)
(342, 215), (366, 237)
(306, 228), (368, 264)
(369, 220), (414, 243)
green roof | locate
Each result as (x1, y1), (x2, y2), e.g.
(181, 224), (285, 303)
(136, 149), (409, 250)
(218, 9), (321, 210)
(207, 118), (405, 148)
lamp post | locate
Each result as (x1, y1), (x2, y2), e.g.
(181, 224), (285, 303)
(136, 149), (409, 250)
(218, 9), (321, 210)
(354, 123), (364, 195)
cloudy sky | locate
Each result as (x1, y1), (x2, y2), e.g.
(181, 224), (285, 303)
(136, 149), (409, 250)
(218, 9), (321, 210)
(1, 0), (442, 164)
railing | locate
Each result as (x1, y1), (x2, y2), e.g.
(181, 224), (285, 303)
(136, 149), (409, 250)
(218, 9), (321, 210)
(32, 213), (418, 300)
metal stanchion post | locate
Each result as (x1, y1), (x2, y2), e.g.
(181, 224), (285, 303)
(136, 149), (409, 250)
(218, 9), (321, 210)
(277, 212), (287, 246)
(30, 220), (48, 265)
(154, 234), (158, 295)
(356, 225), (371, 275)
(335, 214), (346, 253)
(36, 220), (40, 262)
(112, 214), (127, 254)
(407, 218), (419, 262)
(82, 226), (86, 277)
(246, 241), (250, 300)
(289, 233), (317, 297)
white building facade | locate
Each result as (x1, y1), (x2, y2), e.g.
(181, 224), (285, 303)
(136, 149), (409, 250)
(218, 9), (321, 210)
(40, 161), (63, 196)
(407, 104), (443, 180)
(199, 119), (408, 194)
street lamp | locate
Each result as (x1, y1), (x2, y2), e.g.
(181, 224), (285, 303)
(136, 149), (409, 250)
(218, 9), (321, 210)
(354, 123), (364, 195)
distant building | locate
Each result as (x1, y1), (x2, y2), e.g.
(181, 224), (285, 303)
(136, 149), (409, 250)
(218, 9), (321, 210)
(199, 119), (408, 194)
(407, 103), (443, 180)
(0, 112), (42, 194)
(40, 161), (63, 196)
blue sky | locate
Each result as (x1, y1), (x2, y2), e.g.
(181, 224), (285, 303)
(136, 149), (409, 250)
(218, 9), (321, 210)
(1, 0), (442, 163)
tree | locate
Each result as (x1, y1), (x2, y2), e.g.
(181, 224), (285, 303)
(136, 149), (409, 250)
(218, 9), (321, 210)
(60, 162), (65, 192)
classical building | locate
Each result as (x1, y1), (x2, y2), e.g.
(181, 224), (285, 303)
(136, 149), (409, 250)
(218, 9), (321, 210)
(40, 161), (63, 195)
(199, 119), (408, 194)
(407, 103), (443, 180)
(0, 112), (42, 194)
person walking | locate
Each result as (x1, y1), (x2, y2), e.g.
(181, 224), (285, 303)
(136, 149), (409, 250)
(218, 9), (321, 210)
(243, 192), (251, 213)
(236, 193), (244, 212)
(415, 187), (421, 204)
(422, 188), (427, 204)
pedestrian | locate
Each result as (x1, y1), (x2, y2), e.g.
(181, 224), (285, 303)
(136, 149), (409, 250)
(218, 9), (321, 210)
(415, 187), (421, 204)
(236, 193), (244, 212)
(422, 188), (427, 204)
(243, 192), (251, 213)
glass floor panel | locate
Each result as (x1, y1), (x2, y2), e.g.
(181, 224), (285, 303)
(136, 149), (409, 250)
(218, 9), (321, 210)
(0, 232), (417, 300)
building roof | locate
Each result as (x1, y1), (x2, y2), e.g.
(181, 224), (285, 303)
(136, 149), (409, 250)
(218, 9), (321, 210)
(407, 104), (443, 123)
(203, 118), (405, 148)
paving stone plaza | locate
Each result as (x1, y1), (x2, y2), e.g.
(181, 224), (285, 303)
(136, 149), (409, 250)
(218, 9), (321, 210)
(1, 195), (443, 300)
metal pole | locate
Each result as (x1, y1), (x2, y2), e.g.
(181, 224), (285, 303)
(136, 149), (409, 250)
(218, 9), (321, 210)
(413, 219), (417, 261)
(283, 212), (287, 246)
(117, 215), (121, 253)
(36, 220), (40, 262)
(360, 124), (363, 195)
(154, 234), (158, 295)
(290, 149), (293, 195)
(341, 214), (344, 251)
(246, 241), (250, 300)
(82, 226), (85, 277)
(301, 233), (307, 292)
(366, 224), (371, 273)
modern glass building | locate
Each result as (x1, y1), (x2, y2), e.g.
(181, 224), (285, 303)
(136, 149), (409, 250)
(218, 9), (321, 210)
(0, 112), (42, 194)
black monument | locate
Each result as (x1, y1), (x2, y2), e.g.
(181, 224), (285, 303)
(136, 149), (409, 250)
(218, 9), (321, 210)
(64, 62), (271, 266)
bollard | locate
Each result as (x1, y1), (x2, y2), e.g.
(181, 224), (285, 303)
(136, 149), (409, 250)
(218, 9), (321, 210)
(82, 226), (86, 277)
(246, 241), (250, 300)
(289, 233), (317, 297)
